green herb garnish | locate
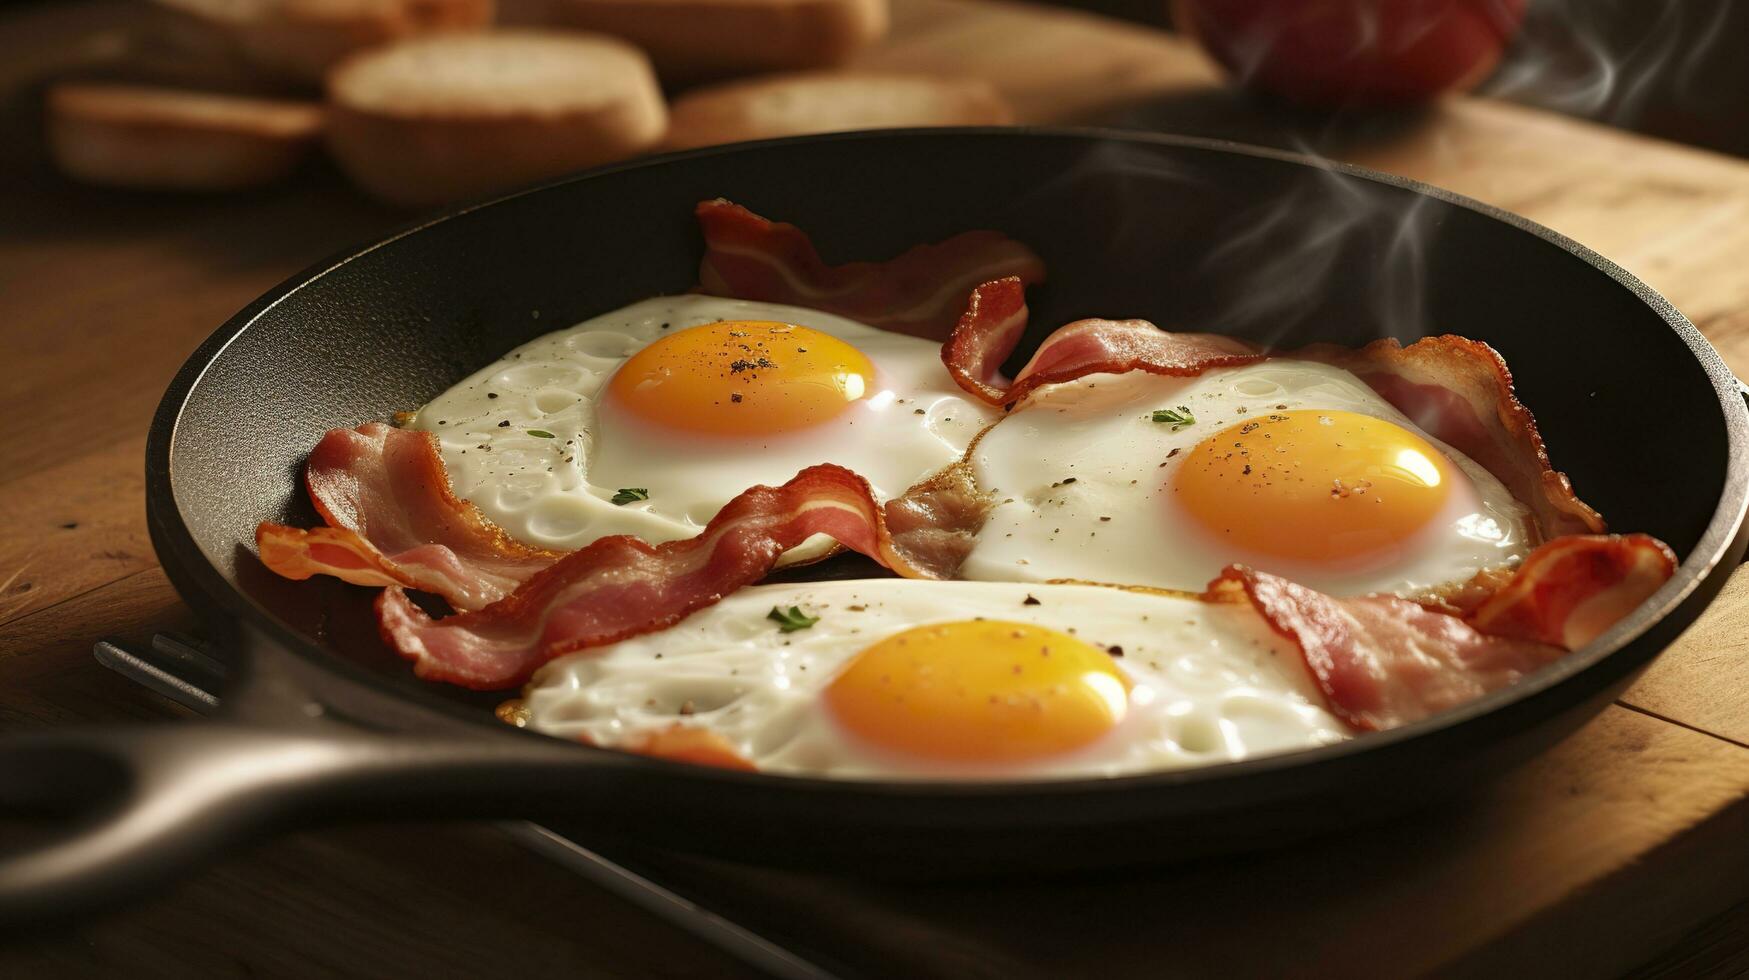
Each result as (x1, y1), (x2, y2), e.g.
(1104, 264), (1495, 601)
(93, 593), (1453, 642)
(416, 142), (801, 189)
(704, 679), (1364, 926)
(1150, 406), (1196, 430)
(611, 488), (650, 505)
(767, 605), (820, 633)
(527, 429), (556, 438)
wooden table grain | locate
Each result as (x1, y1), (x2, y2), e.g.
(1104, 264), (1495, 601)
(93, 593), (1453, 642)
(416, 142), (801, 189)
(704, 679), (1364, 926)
(2, 0), (1747, 976)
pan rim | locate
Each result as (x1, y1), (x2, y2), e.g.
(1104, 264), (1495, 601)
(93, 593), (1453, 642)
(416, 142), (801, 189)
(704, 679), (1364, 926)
(146, 126), (1749, 801)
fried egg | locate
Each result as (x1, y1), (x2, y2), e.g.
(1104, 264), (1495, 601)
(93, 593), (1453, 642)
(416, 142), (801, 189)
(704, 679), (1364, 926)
(959, 362), (1534, 596)
(413, 296), (997, 552)
(519, 579), (1348, 779)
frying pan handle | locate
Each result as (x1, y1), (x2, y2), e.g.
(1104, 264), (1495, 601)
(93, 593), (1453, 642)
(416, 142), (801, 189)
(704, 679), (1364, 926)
(0, 719), (619, 925)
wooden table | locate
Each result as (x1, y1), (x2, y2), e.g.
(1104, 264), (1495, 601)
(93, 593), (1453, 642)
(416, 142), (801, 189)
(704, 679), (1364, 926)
(3, 0), (1748, 975)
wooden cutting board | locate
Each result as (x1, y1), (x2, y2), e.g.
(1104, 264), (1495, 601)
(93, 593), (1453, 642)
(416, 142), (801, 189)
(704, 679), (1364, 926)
(2, 0), (1747, 976)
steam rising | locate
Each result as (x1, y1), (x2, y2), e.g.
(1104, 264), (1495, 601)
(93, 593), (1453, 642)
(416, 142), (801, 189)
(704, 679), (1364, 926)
(1075, 3), (1737, 352)
(1199, 155), (1438, 347)
(1013, 141), (1444, 353)
(1484, 0), (1735, 124)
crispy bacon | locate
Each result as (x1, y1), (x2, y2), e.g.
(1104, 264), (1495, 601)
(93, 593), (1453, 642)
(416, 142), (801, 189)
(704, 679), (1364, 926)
(938, 276), (1256, 407)
(256, 423), (562, 612)
(940, 292), (1601, 541)
(1465, 533), (1676, 649)
(695, 200), (1046, 339)
(1211, 567), (1564, 732)
(940, 276), (1031, 403)
(943, 279), (1266, 407)
(378, 463), (990, 690)
(1212, 534), (1676, 731)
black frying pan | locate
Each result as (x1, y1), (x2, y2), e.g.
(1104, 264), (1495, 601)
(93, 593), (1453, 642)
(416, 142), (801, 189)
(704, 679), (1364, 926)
(3, 129), (1745, 925)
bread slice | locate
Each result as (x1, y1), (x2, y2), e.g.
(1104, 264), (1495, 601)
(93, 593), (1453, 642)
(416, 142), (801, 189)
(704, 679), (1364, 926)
(325, 30), (668, 208)
(665, 72), (1013, 150)
(549, 0), (886, 82)
(46, 82), (324, 190)
(152, 0), (495, 84)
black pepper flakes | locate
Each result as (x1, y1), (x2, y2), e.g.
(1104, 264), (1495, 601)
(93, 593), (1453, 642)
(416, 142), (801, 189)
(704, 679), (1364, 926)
(1022, 594), (1041, 606)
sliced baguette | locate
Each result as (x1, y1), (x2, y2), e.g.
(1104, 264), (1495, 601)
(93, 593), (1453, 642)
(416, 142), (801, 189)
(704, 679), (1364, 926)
(550, 0), (887, 82)
(46, 82), (324, 190)
(665, 72), (1012, 150)
(325, 30), (667, 208)
(153, 0), (495, 84)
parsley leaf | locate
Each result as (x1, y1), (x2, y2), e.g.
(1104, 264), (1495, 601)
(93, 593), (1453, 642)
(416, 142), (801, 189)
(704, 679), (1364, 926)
(767, 605), (820, 633)
(1150, 406), (1197, 430)
(611, 488), (649, 505)
(527, 429), (556, 438)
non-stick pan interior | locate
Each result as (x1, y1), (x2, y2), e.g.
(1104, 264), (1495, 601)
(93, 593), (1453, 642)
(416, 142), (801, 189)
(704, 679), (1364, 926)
(161, 130), (1735, 713)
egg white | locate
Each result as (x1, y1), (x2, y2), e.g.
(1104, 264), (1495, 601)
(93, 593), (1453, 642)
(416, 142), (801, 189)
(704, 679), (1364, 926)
(960, 362), (1534, 597)
(520, 578), (1349, 780)
(412, 296), (998, 552)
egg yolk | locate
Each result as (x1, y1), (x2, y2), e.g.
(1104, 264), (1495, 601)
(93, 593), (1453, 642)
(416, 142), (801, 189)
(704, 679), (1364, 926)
(605, 320), (876, 436)
(824, 620), (1130, 763)
(1172, 409), (1454, 563)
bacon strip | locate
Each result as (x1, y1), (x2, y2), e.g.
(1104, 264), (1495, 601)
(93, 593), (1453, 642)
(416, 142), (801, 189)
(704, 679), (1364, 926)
(941, 293), (1601, 541)
(695, 199), (1046, 339)
(943, 280), (1265, 407)
(256, 423), (562, 612)
(1466, 533), (1676, 649)
(1212, 534), (1676, 731)
(940, 276), (1031, 403)
(378, 463), (989, 690)
(938, 276), (1254, 407)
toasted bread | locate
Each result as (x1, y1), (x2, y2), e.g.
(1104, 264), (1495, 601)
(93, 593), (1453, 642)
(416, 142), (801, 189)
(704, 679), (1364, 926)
(665, 72), (1012, 150)
(153, 0), (495, 84)
(325, 30), (667, 208)
(46, 82), (324, 190)
(550, 0), (886, 82)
